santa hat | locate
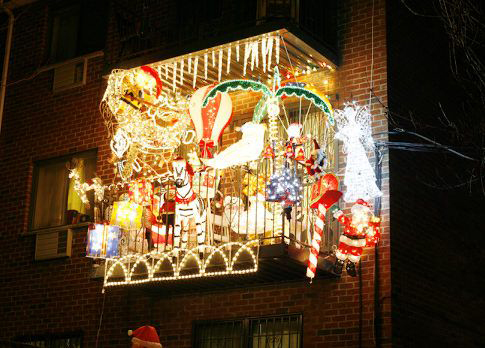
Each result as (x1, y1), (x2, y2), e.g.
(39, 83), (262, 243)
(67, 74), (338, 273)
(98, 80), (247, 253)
(128, 326), (162, 348)
(355, 199), (370, 207)
(140, 66), (163, 98)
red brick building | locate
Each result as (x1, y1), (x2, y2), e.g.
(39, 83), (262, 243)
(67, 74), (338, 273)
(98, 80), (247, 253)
(0, 1), (482, 347)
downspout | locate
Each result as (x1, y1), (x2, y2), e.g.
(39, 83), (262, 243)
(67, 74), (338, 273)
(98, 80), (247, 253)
(0, 2), (14, 134)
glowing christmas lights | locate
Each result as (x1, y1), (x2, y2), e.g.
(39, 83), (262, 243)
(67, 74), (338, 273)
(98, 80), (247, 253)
(103, 241), (259, 287)
(266, 166), (303, 205)
(333, 199), (381, 277)
(203, 122), (266, 169)
(334, 102), (382, 202)
(80, 31), (387, 290)
(86, 224), (121, 258)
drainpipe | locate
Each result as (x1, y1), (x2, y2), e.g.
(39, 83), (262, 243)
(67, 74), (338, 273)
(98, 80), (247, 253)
(0, 2), (14, 134)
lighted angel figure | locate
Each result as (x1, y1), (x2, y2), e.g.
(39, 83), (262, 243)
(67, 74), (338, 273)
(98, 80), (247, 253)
(334, 101), (382, 202)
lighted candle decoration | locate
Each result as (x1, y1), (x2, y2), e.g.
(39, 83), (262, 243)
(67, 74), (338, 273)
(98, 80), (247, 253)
(86, 224), (121, 258)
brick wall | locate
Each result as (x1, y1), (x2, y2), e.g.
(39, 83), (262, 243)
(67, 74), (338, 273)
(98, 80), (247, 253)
(0, 1), (390, 347)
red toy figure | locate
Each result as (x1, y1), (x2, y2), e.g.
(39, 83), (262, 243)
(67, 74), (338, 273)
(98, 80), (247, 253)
(333, 199), (381, 276)
(262, 143), (275, 159)
(151, 186), (176, 252)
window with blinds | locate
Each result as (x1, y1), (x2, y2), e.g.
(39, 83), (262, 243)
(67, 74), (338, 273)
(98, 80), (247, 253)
(30, 150), (97, 230)
(193, 314), (303, 348)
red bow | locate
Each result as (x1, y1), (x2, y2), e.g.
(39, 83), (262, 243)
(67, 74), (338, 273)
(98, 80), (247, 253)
(199, 139), (215, 158)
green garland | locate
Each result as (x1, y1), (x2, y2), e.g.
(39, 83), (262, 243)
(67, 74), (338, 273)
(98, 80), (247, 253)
(200, 77), (334, 126)
(275, 86), (334, 125)
(202, 80), (271, 107)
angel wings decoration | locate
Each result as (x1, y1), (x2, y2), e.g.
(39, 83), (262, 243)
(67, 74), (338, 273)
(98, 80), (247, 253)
(334, 101), (382, 202)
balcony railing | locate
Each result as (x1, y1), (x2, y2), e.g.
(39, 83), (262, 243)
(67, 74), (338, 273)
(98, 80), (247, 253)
(102, 159), (340, 289)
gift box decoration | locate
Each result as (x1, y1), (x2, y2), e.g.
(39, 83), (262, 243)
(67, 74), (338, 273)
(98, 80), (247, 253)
(242, 173), (266, 197)
(86, 223), (120, 258)
(110, 201), (143, 230)
(193, 168), (219, 199)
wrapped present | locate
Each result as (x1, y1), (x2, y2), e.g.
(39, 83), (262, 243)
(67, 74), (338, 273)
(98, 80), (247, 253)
(110, 201), (143, 230)
(86, 223), (120, 258)
(129, 179), (154, 206)
(193, 168), (219, 199)
(242, 173), (266, 197)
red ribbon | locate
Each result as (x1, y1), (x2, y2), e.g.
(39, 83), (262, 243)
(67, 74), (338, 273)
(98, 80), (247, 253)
(175, 192), (197, 204)
(199, 139), (215, 158)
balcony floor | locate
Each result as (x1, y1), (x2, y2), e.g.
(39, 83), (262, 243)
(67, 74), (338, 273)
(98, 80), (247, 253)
(107, 243), (337, 295)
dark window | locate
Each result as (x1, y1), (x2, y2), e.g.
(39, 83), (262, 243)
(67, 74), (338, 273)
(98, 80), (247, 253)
(15, 332), (82, 348)
(177, 0), (223, 43)
(30, 150), (97, 230)
(299, 0), (338, 49)
(48, 0), (108, 63)
(193, 314), (303, 348)
(49, 5), (80, 62)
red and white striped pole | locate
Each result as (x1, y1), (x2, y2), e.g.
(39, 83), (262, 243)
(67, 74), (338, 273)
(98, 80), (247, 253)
(306, 203), (326, 281)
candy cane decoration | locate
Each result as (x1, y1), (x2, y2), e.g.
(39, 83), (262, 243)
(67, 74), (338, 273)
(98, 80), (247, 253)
(306, 203), (326, 281)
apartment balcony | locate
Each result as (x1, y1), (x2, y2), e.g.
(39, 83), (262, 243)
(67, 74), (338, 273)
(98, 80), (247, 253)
(90, 27), (341, 292)
(101, 217), (339, 292)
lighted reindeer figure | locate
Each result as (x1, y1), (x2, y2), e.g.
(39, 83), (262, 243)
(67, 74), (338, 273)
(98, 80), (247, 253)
(172, 157), (207, 259)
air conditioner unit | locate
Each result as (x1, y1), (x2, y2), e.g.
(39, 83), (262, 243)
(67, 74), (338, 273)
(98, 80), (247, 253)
(35, 229), (73, 260)
(52, 59), (86, 92)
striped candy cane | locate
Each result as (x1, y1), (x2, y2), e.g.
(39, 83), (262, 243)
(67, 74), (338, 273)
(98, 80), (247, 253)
(306, 203), (326, 281)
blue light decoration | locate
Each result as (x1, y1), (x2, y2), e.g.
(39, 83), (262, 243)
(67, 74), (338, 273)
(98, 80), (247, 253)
(265, 166), (303, 205)
(86, 224), (121, 258)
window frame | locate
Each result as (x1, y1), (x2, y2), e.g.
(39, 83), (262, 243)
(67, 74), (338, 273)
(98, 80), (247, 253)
(29, 149), (98, 233)
(48, 4), (82, 64)
(15, 331), (83, 348)
(192, 313), (304, 348)
(46, 1), (109, 65)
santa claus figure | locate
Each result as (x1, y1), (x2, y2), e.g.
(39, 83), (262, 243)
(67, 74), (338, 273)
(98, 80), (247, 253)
(333, 199), (381, 277)
(302, 139), (327, 179)
(128, 325), (162, 347)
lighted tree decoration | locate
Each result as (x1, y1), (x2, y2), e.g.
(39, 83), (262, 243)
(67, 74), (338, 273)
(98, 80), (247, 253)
(266, 165), (303, 206)
(334, 101), (382, 202)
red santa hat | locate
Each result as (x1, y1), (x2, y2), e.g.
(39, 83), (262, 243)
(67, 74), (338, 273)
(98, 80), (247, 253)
(355, 199), (370, 207)
(140, 65), (163, 98)
(128, 326), (162, 348)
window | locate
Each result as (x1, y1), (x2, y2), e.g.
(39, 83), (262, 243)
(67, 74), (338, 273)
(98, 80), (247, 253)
(193, 314), (303, 348)
(30, 150), (97, 231)
(15, 332), (82, 348)
(48, 1), (108, 63)
(299, 0), (338, 50)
